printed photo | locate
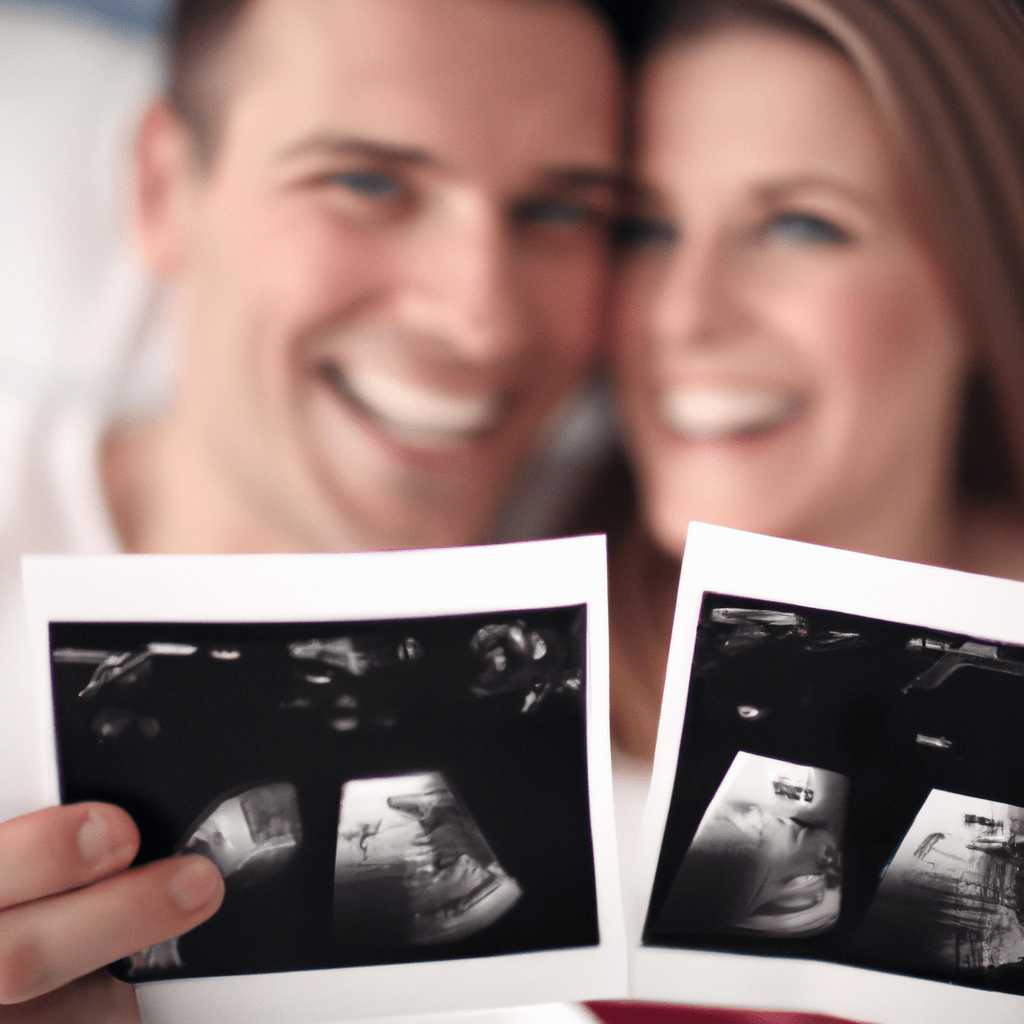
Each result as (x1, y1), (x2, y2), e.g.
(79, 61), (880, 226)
(48, 605), (597, 981)
(334, 772), (522, 952)
(642, 589), (1024, 1000)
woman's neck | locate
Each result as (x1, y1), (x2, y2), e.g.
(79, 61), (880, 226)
(607, 520), (680, 761)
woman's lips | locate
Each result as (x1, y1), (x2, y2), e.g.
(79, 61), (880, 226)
(658, 385), (803, 441)
(321, 361), (504, 450)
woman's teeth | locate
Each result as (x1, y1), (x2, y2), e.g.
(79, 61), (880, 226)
(337, 363), (501, 448)
(659, 386), (801, 440)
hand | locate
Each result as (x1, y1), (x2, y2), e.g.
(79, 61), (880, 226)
(0, 970), (140, 1023)
(0, 803), (224, 1006)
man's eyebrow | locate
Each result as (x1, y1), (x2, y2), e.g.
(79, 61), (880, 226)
(276, 134), (443, 168)
(275, 138), (625, 194)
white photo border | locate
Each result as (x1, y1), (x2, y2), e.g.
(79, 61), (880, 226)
(23, 536), (627, 1023)
(631, 522), (1024, 1024)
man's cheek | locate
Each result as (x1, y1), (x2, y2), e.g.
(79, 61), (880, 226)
(253, 217), (384, 324)
(545, 292), (606, 372)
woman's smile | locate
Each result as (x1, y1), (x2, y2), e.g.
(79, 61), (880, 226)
(658, 383), (804, 441)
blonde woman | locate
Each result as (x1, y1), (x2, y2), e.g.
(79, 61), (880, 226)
(588, 4), (1024, 1020)
(609, 0), (1024, 760)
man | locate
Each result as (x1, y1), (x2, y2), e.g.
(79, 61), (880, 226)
(0, 0), (622, 1016)
(111, 0), (622, 555)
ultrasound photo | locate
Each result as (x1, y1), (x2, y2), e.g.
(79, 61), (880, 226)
(851, 790), (1024, 986)
(49, 605), (597, 981)
(644, 593), (1024, 997)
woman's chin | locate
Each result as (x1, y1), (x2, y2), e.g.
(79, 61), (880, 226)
(642, 478), (811, 558)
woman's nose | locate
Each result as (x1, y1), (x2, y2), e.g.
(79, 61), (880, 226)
(651, 238), (745, 350)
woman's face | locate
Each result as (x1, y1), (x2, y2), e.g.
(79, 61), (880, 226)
(615, 25), (969, 558)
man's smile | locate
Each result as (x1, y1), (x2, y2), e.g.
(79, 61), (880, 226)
(318, 359), (506, 451)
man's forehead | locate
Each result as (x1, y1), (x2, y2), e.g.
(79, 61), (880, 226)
(224, 0), (620, 175)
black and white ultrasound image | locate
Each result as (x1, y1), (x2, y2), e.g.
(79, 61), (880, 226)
(49, 605), (597, 980)
(645, 593), (1024, 996)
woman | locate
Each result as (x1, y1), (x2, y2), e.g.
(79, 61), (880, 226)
(608, 0), (1024, 760)
(589, 4), (1024, 1020)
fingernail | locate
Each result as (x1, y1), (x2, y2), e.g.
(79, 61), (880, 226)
(78, 807), (136, 868)
(78, 809), (114, 865)
(168, 858), (222, 914)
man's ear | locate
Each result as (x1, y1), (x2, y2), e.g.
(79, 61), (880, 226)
(133, 101), (200, 278)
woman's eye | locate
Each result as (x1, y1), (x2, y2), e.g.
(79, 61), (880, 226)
(765, 212), (848, 245)
(614, 216), (678, 250)
(330, 170), (403, 199)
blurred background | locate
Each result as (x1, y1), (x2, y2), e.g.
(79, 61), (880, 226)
(15, 0), (164, 30)
(0, 0), (172, 418)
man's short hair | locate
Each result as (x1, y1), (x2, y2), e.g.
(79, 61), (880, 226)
(165, 0), (648, 161)
(167, 0), (248, 161)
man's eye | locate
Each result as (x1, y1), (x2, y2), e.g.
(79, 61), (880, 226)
(514, 198), (594, 227)
(614, 216), (678, 250)
(766, 212), (848, 245)
(330, 170), (403, 199)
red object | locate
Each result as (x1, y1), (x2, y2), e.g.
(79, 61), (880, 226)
(587, 1003), (856, 1024)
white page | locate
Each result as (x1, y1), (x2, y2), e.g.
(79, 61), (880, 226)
(23, 536), (626, 1023)
(632, 522), (1024, 1024)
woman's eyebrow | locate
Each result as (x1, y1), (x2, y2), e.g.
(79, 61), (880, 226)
(619, 176), (663, 206)
(754, 174), (880, 212)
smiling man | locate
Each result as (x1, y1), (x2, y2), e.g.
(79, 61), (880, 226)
(0, 0), (622, 1017)
(107, 0), (623, 555)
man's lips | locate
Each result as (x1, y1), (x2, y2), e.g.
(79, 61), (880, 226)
(319, 360), (505, 450)
(658, 384), (804, 441)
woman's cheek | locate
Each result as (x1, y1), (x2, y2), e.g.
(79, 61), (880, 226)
(775, 267), (927, 397)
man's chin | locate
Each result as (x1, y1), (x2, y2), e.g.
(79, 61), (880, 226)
(302, 375), (543, 550)
(342, 501), (499, 552)
(312, 455), (508, 551)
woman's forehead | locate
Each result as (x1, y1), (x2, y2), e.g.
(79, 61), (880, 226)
(637, 25), (898, 204)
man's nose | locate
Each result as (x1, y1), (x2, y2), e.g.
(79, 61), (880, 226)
(401, 194), (527, 367)
(650, 237), (744, 351)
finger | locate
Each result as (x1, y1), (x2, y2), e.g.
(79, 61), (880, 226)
(0, 970), (140, 1023)
(0, 804), (138, 910)
(0, 855), (224, 1005)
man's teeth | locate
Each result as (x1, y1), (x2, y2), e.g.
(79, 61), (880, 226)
(659, 386), (801, 440)
(340, 363), (501, 446)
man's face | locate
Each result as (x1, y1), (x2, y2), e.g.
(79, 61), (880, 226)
(153, 0), (620, 551)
